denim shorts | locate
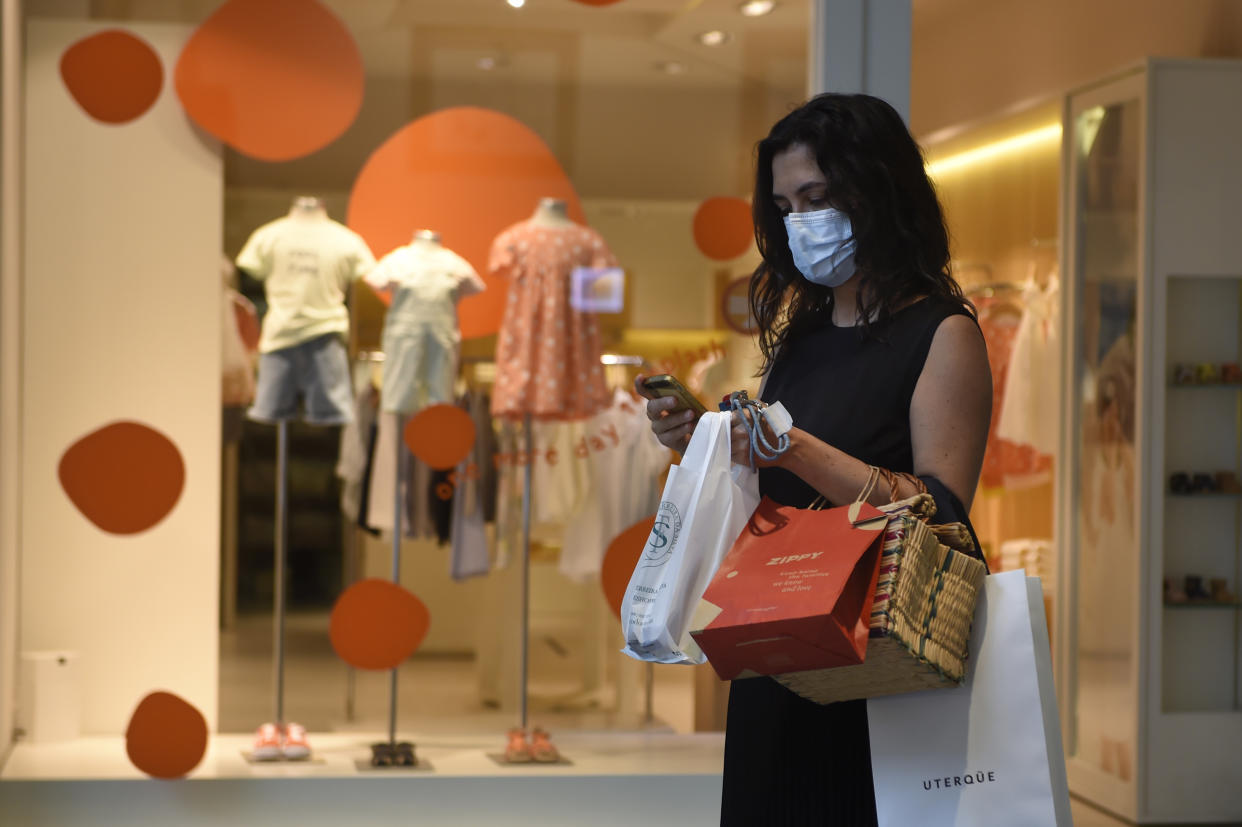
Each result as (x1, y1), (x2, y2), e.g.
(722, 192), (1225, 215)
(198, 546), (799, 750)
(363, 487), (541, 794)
(248, 333), (354, 426)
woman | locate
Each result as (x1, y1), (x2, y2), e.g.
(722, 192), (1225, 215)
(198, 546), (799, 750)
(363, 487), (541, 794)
(638, 94), (991, 823)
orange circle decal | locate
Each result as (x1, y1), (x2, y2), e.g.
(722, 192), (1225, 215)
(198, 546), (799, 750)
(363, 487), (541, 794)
(59, 421), (185, 535)
(330, 579), (431, 670)
(347, 107), (584, 340)
(60, 30), (163, 124)
(174, 0), (364, 161)
(125, 691), (208, 779)
(601, 516), (657, 620)
(403, 404), (476, 471)
(693, 196), (754, 261)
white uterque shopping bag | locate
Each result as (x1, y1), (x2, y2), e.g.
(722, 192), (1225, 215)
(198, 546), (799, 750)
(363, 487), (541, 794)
(867, 570), (1072, 826)
(621, 411), (759, 665)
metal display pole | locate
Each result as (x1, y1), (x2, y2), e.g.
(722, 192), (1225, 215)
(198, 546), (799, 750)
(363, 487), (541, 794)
(389, 413), (404, 747)
(519, 412), (533, 731)
(273, 419), (289, 728)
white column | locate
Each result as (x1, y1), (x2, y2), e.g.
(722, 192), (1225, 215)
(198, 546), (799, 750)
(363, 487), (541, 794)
(807, 0), (912, 123)
(1, 0), (24, 760)
(22, 20), (223, 734)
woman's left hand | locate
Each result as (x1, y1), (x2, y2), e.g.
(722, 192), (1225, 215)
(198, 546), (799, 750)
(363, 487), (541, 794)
(728, 406), (785, 468)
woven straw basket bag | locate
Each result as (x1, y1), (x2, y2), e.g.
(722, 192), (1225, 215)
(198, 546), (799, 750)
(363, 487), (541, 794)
(772, 493), (987, 705)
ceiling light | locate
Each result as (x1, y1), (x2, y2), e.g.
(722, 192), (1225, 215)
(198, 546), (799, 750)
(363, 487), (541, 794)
(697, 30), (731, 47)
(739, 0), (776, 17)
(656, 60), (687, 75)
(477, 56), (498, 70)
(506, 0), (525, 8)
(925, 124), (1062, 178)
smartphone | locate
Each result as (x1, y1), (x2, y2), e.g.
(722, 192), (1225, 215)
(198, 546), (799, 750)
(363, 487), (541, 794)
(641, 374), (708, 416)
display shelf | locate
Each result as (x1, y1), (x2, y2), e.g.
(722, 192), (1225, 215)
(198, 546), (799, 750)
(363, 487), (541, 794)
(1168, 382), (1242, 389)
(1165, 491), (1242, 498)
(1162, 601), (1242, 610)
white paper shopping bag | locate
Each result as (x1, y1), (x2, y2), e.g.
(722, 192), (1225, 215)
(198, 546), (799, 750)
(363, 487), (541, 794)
(621, 411), (758, 665)
(867, 570), (1072, 826)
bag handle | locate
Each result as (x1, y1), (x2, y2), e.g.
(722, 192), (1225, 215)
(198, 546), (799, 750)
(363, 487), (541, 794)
(846, 465), (881, 523)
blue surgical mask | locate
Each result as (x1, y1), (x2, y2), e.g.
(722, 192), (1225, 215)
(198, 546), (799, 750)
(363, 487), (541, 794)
(783, 207), (857, 287)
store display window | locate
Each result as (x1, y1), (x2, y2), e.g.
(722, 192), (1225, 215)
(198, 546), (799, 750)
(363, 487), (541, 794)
(3, 0), (806, 787)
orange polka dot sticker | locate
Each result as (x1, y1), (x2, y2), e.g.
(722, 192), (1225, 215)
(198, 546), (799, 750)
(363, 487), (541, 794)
(403, 404), (476, 471)
(693, 196), (754, 261)
(330, 579), (430, 671)
(59, 421), (185, 535)
(60, 30), (163, 124)
(601, 516), (656, 620)
(347, 107), (585, 340)
(174, 0), (364, 161)
(125, 691), (208, 779)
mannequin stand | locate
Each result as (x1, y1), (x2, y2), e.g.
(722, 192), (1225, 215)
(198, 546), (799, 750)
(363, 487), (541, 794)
(243, 419), (304, 763)
(274, 419), (289, 729)
(365, 413), (424, 769)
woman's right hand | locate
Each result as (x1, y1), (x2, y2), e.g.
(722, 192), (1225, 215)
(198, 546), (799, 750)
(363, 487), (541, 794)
(634, 373), (700, 451)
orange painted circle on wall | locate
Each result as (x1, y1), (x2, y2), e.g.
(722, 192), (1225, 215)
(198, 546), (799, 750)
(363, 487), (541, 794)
(403, 404), (476, 471)
(60, 29), (163, 124)
(693, 196), (754, 261)
(601, 516), (657, 620)
(125, 691), (208, 779)
(330, 579), (431, 671)
(347, 107), (584, 340)
(174, 0), (364, 161)
(59, 421), (185, 535)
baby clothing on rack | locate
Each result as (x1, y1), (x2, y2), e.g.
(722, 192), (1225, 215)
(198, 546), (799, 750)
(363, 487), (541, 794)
(366, 243), (484, 415)
(489, 220), (616, 421)
(977, 297), (1053, 490)
(450, 389), (495, 581)
(997, 273), (1061, 461)
(560, 389), (671, 582)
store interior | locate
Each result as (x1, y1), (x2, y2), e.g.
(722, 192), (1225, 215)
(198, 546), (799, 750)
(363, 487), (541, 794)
(4, 1), (1242, 825)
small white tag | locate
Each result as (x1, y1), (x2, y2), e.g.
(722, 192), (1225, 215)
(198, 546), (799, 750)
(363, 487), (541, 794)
(763, 401), (793, 438)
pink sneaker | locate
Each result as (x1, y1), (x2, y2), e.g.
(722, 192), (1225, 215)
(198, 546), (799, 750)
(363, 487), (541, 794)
(252, 723), (282, 761)
(283, 722), (311, 760)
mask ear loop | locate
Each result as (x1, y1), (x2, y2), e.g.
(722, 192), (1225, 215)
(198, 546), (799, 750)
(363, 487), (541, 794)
(728, 390), (791, 471)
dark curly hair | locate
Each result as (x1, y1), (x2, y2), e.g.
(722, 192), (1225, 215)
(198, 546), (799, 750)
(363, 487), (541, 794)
(749, 93), (972, 373)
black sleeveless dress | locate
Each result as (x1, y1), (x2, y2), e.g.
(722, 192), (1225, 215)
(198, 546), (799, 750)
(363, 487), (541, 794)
(720, 295), (977, 826)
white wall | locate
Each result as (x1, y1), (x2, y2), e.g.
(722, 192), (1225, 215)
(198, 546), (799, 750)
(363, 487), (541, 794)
(1, 0), (24, 764)
(21, 20), (222, 733)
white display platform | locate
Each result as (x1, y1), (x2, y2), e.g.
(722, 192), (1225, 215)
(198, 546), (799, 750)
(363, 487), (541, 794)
(0, 731), (725, 826)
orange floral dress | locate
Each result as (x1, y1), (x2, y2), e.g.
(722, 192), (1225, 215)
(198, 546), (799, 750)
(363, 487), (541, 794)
(489, 220), (616, 421)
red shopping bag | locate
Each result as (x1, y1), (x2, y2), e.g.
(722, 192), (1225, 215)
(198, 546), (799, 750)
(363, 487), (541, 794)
(689, 495), (888, 681)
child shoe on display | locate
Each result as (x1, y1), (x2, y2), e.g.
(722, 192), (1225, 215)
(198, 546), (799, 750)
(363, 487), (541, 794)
(1191, 472), (1216, 493)
(530, 728), (561, 763)
(252, 722), (283, 761)
(393, 741), (417, 767)
(1196, 362), (1221, 384)
(1164, 576), (1188, 603)
(282, 722), (311, 760)
(1184, 575), (1211, 602)
(504, 728), (532, 763)
(1222, 362), (1242, 384)
(1210, 577), (1237, 604)
(369, 742), (395, 767)
(1173, 363), (1196, 385)
(1169, 472), (1191, 494)
(1215, 470), (1242, 493)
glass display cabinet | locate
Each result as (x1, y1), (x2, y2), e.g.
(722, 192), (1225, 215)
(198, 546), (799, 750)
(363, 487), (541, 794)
(1058, 58), (1242, 823)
